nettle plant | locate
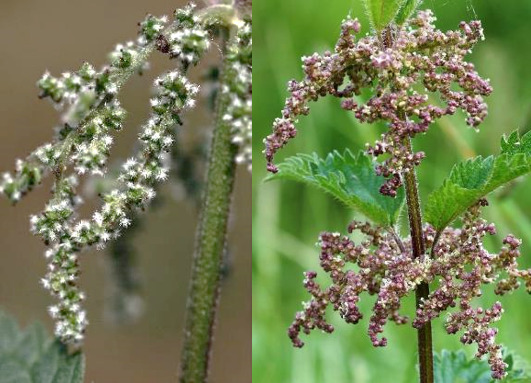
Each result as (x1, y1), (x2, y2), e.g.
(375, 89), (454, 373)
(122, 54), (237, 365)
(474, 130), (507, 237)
(0, 1), (251, 382)
(264, 1), (531, 382)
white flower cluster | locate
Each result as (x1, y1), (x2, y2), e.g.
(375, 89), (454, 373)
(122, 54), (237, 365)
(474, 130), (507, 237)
(0, 6), (209, 345)
(30, 176), (87, 344)
(37, 65), (93, 105)
(0, 14), (171, 204)
(137, 14), (168, 46)
(29, 70), (199, 344)
(0, 4), (214, 203)
(168, 4), (211, 65)
(72, 100), (126, 176)
(222, 20), (252, 170)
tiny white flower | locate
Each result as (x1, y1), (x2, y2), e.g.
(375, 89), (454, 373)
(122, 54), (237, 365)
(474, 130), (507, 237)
(102, 135), (113, 146)
(146, 188), (156, 200)
(41, 278), (50, 289)
(48, 305), (60, 318)
(93, 212), (104, 226)
(162, 136), (173, 147)
(156, 168), (169, 181)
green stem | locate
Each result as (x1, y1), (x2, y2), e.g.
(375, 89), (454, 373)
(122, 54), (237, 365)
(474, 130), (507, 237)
(403, 137), (433, 383)
(179, 29), (238, 383)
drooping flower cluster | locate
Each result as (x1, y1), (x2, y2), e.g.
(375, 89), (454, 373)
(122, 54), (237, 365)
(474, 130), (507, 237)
(288, 201), (531, 379)
(223, 19), (252, 170)
(0, 0), (254, 344)
(265, 10), (492, 196)
(29, 70), (199, 344)
(0, 6), (208, 345)
(1, 13), (167, 202)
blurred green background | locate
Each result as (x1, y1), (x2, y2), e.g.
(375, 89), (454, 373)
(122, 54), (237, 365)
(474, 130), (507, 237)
(253, 1), (531, 382)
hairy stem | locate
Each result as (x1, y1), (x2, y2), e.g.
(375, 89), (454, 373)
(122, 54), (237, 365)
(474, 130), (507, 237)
(403, 137), (433, 383)
(179, 29), (238, 383)
(381, 25), (433, 381)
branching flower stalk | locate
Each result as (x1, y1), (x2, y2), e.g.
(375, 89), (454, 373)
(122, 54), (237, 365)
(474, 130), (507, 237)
(285, 203), (531, 380)
(0, 1), (252, 358)
(265, 5), (531, 382)
(2, 3), (206, 343)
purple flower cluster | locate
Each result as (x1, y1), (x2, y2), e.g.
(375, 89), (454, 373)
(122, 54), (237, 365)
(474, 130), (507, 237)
(264, 10), (492, 196)
(288, 201), (531, 379)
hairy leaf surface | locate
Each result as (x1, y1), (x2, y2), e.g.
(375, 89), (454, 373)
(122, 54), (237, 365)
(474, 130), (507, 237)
(265, 150), (405, 227)
(362, 0), (402, 31)
(425, 131), (531, 231)
(0, 310), (84, 383)
(434, 349), (531, 383)
(395, 0), (423, 25)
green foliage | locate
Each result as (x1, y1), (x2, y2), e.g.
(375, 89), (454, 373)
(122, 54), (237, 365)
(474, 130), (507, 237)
(266, 150), (405, 227)
(253, 0), (531, 381)
(434, 349), (531, 383)
(362, 0), (422, 31)
(425, 131), (531, 232)
(395, 0), (423, 25)
(362, 0), (402, 31)
(0, 310), (84, 383)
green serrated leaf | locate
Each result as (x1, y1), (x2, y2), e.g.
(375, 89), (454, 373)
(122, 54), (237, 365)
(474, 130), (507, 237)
(362, 0), (403, 31)
(434, 349), (531, 383)
(395, 0), (423, 25)
(501, 130), (531, 155)
(0, 309), (85, 383)
(51, 342), (84, 383)
(11, 323), (48, 368)
(31, 343), (60, 383)
(434, 349), (492, 383)
(425, 131), (531, 232)
(0, 359), (32, 383)
(265, 149), (405, 227)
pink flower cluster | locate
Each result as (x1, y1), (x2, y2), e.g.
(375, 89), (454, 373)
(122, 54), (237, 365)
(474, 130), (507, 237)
(288, 200), (531, 379)
(265, 10), (492, 197)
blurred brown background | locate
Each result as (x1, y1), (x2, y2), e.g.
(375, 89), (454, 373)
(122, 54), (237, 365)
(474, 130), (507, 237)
(0, 1), (251, 382)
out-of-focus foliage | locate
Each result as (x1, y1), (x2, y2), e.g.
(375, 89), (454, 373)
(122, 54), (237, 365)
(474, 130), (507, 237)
(434, 349), (531, 383)
(253, 0), (531, 382)
(0, 309), (84, 383)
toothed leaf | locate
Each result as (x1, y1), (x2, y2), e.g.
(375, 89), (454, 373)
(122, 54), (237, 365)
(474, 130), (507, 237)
(362, 0), (403, 31)
(434, 349), (531, 383)
(395, 0), (423, 25)
(0, 309), (85, 383)
(425, 131), (531, 232)
(265, 150), (405, 226)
